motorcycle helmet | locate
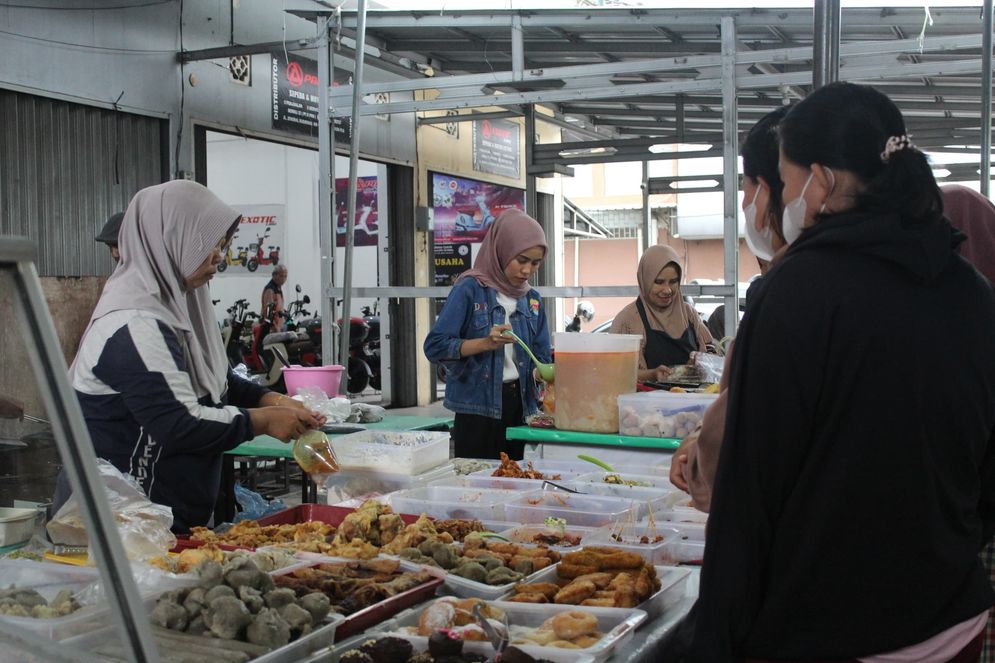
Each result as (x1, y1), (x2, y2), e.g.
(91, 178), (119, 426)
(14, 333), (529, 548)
(576, 300), (595, 323)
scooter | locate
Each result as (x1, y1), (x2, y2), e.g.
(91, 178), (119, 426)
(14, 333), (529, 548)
(361, 303), (382, 391)
(454, 195), (496, 237)
(284, 285), (320, 366)
(336, 306), (373, 395)
(245, 303), (317, 392)
(216, 245), (250, 273)
(220, 298), (257, 368)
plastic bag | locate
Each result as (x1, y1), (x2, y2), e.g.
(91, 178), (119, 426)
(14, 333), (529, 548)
(297, 386), (353, 422)
(351, 402), (385, 423)
(690, 351), (725, 384)
(46, 459), (176, 561)
(233, 483), (286, 523)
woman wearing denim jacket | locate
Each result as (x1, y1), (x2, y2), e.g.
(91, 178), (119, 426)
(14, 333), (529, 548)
(424, 209), (551, 460)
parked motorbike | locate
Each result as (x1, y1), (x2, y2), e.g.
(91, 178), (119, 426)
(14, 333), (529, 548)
(244, 302), (317, 393)
(334, 301), (382, 394)
(284, 285), (321, 365)
(216, 245), (250, 273)
(220, 298), (257, 368)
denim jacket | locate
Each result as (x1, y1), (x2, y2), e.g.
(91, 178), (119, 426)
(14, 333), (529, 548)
(424, 277), (552, 420)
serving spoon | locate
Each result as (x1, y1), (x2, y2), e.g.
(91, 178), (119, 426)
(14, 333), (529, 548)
(501, 330), (555, 381)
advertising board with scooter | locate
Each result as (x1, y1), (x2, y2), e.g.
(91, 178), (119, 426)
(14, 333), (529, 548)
(216, 204), (286, 276)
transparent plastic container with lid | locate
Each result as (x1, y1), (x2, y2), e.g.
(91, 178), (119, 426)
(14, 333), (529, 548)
(552, 332), (641, 433)
(617, 390), (719, 439)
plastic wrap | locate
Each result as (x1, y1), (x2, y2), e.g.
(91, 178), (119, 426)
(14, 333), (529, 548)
(689, 351), (724, 384)
(46, 460), (176, 560)
(233, 483), (287, 522)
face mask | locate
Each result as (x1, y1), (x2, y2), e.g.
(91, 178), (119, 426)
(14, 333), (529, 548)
(743, 187), (775, 261)
(781, 172), (814, 245)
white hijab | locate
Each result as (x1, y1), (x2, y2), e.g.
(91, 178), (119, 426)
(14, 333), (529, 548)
(77, 181), (239, 403)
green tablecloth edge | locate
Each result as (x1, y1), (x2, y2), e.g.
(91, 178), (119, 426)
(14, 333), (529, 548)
(505, 425), (681, 450)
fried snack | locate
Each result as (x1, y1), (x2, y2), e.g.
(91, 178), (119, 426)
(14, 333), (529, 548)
(571, 572), (613, 589)
(513, 582), (560, 600)
(548, 611), (599, 640)
(579, 598), (615, 607)
(176, 545), (225, 573)
(381, 514), (454, 555)
(572, 633), (603, 648)
(553, 580), (597, 604)
(576, 547), (644, 569)
(557, 563), (600, 579)
(417, 600), (455, 635)
(491, 452), (562, 480)
(189, 520), (335, 549)
(507, 593), (548, 603)
(274, 560), (433, 617)
(548, 640), (581, 649)
(522, 628), (558, 646)
(432, 519), (485, 542)
(559, 550), (602, 568)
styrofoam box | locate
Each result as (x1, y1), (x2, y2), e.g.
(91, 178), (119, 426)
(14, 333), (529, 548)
(504, 491), (637, 528)
(0, 507), (39, 547)
(382, 598), (647, 663)
(0, 559), (117, 641)
(617, 391), (719, 439)
(505, 564), (692, 622)
(495, 524), (599, 552)
(389, 486), (538, 522)
(329, 430), (450, 475)
(323, 463), (456, 504)
(561, 480), (673, 519)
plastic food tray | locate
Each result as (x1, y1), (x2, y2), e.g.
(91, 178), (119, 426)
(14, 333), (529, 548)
(495, 525), (599, 552)
(272, 559), (445, 642)
(389, 486), (537, 522)
(504, 491), (637, 528)
(0, 559), (126, 641)
(330, 430), (451, 475)
(0, 507), (39, 547)
(618, 390), (718, 438)
(62, 612), (346, 662)
(573, 471), (677, 491)
(462, 462), (587, 490)
(662, 540), (706, 565)
(583, 524), (692, 565)
(382, 598), (646, 663)
(558, 480), (672, 519)
(323, 463), (456, 504)
(659, 505), (709, 524)
(502, 563), (692, 622)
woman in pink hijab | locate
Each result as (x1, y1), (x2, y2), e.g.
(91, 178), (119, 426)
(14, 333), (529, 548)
(424, 209), (551, 460)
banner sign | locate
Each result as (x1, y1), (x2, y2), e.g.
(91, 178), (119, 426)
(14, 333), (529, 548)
(472, 118), (521, 179)
(335, 176), (379, 247)
(271, 51), (351, 142)
(218, 204), (286, 277)
(430, 172), (525, 286)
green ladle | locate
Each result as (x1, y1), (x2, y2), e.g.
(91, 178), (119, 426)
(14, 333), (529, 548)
(502, 330), (555, 381)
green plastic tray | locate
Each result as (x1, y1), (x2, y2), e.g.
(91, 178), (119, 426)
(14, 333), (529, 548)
(505, 426), (681, 450)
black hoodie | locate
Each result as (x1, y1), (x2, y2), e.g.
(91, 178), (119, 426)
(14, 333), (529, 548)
(658, 210), (995, 661)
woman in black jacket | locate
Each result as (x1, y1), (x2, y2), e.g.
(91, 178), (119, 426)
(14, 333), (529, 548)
(659, 82), (995, 662)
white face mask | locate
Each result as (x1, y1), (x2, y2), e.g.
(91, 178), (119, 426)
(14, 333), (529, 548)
(781, 171), (814, 245)
(743, 187), (775, 261)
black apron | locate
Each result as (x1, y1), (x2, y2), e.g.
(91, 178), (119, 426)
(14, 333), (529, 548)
(635, 298), (698, 368)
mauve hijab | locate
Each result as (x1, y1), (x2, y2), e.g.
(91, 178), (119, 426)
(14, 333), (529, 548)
(638, 244), (694, 339)
(457, 208), (547, 298)
(74, 181), (239, 402)
(941, 184), (995, 284)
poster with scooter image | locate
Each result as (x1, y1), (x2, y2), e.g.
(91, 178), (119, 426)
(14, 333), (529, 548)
(335, 176), (378, 247)
(430, 172), (524, 286)
(217, 204), (286, 276)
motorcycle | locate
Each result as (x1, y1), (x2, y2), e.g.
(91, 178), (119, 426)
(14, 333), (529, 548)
(336, 302), (381, 394)
(284, 285), (321, 365)
(245, 302), (317, 392)
(220, 298), (257, 368)
(246, 227), (280, 273)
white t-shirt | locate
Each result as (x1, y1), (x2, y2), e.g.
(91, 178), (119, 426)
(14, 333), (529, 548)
(495, 292), (520, 382)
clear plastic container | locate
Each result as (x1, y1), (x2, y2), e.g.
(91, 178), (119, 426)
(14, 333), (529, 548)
(584, 524), (688, 564)
(553, 333), (641, 433)
(323, 463), (456, 504)
(329, 430), (450, 475)
(462, 460), (588, 490)
(559, 481), (670, 519)
(659, 505), (709, 524)
(617, 391), (718, 438)
(495, 524), (598, 551)
(573, 471), (677, 490)
(382, 598), (647, 663)
(0, 560), (117, 641)
(504, 491), (637, 527)
(661, 540), (706, 565)
(389, 486), (536, 521)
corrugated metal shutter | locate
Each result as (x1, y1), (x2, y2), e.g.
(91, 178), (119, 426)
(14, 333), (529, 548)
(0, 89), (165, 276)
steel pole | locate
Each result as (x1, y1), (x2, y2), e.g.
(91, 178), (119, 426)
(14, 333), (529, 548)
(721, 17), (740, 339)
(338, 0), (368, 373)
(317, 15), (336, 369)
(982, 0), (993, 196)
(812, 0), (841, 89)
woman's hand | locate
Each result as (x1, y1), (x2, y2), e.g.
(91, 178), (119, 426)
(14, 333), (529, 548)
(460, 324), (515, 357)
(251, 406), (323, 442)
(638, 365), (672, 383)
(669, 435), (695, 492)
(260, 392), (327, 427)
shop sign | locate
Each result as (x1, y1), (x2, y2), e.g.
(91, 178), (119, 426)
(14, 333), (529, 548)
(472, 118), (521, 179)
(271, 51), (351, 142)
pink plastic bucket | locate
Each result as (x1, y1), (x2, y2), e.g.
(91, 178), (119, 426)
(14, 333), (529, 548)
(282, 365), (345, 398)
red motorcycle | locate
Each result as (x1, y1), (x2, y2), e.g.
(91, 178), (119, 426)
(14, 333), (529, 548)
(336, 312), (374, 394)
(246, 227), (280, 273)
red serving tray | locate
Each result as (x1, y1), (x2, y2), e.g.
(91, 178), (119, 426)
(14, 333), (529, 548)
(274, 561), (445, 642)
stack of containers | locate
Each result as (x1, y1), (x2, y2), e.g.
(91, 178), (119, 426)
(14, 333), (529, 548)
(617, 390), (718, 439)
(324, 430), (454, 504)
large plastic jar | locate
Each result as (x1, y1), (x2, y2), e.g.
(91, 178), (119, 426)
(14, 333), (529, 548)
(552, 332), (641, 433)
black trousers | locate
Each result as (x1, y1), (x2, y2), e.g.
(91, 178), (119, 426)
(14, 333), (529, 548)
(453, 381), (525, 460)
